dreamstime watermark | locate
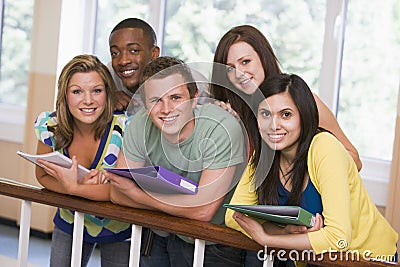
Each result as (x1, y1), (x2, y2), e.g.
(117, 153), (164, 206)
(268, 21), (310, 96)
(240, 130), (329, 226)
(256, 239), (397, 263)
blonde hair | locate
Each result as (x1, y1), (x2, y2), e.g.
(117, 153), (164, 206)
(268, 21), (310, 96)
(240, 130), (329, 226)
(54, 54), (116, 150)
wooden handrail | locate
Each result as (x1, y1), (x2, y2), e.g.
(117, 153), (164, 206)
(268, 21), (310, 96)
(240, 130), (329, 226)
(0, 177), (398, 267)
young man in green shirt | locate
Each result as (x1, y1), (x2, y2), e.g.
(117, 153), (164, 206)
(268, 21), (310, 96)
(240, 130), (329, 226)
(108, 56), (247, 266)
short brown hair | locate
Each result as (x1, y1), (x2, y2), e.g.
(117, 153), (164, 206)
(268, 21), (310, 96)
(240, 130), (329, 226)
(139, 56), (198, 103)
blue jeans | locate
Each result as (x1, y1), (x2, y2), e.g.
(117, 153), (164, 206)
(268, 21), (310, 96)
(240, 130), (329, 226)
(139, 228), (245, 267)
(244, 249), (263, 266)
(50, 226), (130, 267)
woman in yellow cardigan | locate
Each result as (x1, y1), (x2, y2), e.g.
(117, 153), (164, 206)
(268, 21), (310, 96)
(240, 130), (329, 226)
(225, 73), (398, 264)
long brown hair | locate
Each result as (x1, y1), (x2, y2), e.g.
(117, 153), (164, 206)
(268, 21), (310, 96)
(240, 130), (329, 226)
(210, 25), (281, 168)
(54, 54), (116, 150)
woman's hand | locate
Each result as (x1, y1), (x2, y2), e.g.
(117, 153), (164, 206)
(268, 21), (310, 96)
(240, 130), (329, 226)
(281, 224), (308, 234)
(233, 211), (270, 245)
(233, 211), (324, 247)
(213, 100), (240, 120)
(308, 213), (324, 232)
(37, 156), (81, 194)
(80, 169), (106, 185)
(280, 213), (324, 234)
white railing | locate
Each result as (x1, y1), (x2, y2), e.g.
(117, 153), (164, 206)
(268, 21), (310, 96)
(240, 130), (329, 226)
(0, 177), (397, 267)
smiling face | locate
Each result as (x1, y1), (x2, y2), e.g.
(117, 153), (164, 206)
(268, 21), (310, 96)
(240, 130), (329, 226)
(257, 91), (301, 156)
(109, 28), (158, 93)
(144, 73), (197, 144)
(226, 41), (265, 95)
(66, 71), (106, 127)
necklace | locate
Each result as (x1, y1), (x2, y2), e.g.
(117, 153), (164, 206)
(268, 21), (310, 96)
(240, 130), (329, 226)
(279, 157), (293, 186)
(279, 165), (292, 186)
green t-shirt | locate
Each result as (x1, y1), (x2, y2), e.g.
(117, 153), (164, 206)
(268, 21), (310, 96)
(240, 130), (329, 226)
(122, 103), (247, 241)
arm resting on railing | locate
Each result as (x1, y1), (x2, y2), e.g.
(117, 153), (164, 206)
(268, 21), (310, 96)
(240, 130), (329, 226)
(0, 178), (397, 267)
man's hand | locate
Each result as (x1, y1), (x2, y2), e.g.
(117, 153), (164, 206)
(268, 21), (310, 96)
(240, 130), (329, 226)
(107, 171), (149, 208)
(114, 91), (132, 111)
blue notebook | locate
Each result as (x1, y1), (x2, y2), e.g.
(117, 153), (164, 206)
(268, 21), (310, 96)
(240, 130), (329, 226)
(105, 166), (198, 195)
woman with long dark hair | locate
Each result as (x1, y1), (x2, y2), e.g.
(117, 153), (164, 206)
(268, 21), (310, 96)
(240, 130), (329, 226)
(226, 74), (398, 264)
(210, 25), (362, 171)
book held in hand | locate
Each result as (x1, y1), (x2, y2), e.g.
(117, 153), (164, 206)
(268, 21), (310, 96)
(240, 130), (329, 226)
(224, 204), (316, 227)
(17, 150), (89, 181)
(105, 166), (198, 195)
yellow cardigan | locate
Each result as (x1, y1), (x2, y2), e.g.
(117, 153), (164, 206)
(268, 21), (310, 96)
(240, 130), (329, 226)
(226, 132), (398, 259)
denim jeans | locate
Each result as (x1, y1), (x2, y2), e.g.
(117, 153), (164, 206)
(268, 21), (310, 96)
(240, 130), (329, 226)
(50, 226), (130, 267)
(244, 249), (263, 266)
(273, 258), (297, 267)
(139, 228), (245, 267)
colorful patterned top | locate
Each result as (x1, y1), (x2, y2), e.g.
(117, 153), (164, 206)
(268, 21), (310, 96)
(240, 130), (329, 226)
(34, 111), (132, 243)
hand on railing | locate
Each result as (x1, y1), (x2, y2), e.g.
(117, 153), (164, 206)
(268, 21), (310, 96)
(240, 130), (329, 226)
(0, 178), (398, 267)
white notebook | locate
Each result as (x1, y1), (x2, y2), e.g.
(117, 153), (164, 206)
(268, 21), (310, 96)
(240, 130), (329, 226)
(17, 150), (89, 181)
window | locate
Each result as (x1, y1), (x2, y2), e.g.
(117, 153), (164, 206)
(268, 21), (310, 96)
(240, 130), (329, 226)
(338, 0), (400, 161)
(93, 0), (399, 205)
(0, 0), (34, 142)
(94, 0), (326, 92)
(94, 0), (151, 64)
(0, 0), (34, 107)
(162, 0), (326, 92)
(337, 0), (400, 205)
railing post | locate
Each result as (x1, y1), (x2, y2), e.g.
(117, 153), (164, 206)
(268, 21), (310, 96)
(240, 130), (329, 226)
(129, 224), (142, 267)
(262, 255), (274, 267)
(193, 238), (205, 267)
(1, 179), (399, 267)
(17, 200), (32, 267)
(71, 211), (84, 267)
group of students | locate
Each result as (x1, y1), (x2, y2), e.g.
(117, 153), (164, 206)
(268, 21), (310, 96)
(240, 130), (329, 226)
(33, 17), (398, 267)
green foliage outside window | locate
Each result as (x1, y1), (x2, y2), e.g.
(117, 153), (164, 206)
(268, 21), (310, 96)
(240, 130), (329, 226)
(0, 0), (33, 107)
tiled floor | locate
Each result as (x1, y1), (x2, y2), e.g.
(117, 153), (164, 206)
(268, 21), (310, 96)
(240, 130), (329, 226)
(0, 222), (100, 267)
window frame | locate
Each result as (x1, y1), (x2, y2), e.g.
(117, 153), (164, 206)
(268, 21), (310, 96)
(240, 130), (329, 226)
(0, 104), (25, 143)
(319, 0), (391, 206)
(0, 0), (26, 143)
(0, 0), (4, 69)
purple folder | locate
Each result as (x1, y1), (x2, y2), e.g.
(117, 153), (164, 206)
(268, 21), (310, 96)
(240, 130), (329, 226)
(105, 166), (198, 195)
